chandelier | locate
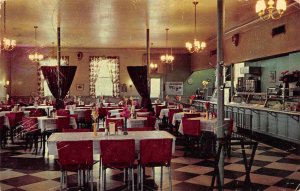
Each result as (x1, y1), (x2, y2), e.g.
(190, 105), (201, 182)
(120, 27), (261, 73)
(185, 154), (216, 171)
(185, 1), (206, 53)
(0, 0), (16, 53)
(256, 0), (287, 20)
(160, 28), (174, 64)
(29, 26), (44, 62)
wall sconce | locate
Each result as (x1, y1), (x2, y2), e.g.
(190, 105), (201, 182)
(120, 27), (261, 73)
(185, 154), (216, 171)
(3, 80), (9, 88)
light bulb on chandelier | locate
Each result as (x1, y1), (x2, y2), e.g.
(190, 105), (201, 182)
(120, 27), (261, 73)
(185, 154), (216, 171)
(28, 26), (44, 62)
(255, 0), (286, 20)
(185, 0), (206, 53)
(0, 0), (16, 53)
(160, 28), (174, 64)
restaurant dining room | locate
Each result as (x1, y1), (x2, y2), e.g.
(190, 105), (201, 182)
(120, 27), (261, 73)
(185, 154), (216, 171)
(0, 0), (300, 190)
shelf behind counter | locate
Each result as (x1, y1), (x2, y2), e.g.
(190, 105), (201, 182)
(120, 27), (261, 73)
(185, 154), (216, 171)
(192, 100), (300, 144)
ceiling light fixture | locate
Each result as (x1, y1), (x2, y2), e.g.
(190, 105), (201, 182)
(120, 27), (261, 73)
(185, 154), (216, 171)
(185, 0), (206, 53)
(0, 1), (16, 53)
(255, 0), (286, 20)
(28, 26), (44, 62)
(160, 28), (174, 64)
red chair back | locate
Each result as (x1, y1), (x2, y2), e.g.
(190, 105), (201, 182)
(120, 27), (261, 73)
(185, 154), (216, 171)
(57, 140), (94, 170)
(29, 109), (47, 117)
(168, 108), (183, 123)
(183, 113), (201, 118)
(56, 117), (71, 132)
(98, 107), (107, 118)
(6, 112), (24, 127)
(155, 105), (166, 118)
(84, 109), (92, 122)
(182, 117), (201, 136)
(100, 139), (135, 168)
(226, 118), (234, 137)
(21, 117), (38, 133)
(146, 116), (156, 128)
(139, 108), (148, 112)
(62, 128), (90, 132)
(57, 109), (70, 116)
(140, 139), (173, 167)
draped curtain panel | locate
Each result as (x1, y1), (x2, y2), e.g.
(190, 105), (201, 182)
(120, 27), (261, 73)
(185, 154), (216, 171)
(41, 66), (76, 109)
(38, 57), (69, 97)
(127, 66), (152, 111)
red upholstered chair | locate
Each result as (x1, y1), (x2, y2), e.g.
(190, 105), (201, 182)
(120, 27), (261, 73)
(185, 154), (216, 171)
(57, 140), (94, 190)
(168, 108), (183, 134)
(182, 117), (203, 156)
(139, 139), (173, 190)
(99, 139), (135, 191)
(84, 109), (93, 128)
(57, 109), (70, 116)
(21, 117), (40, 154)
(0, 116), (7, 148)
(183, 113), (201, 118)
(56, 117), (71, 132)
(145, 116), (156, 128)
(155, 105), (166, 119)
(29, 109), (48, 117)
(6, 112), (24, 144)
(98, 107), (107, 125)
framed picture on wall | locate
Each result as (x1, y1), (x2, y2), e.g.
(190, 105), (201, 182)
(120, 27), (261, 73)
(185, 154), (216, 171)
(76, 84), (84, 91)
(269, 71), (276, 83)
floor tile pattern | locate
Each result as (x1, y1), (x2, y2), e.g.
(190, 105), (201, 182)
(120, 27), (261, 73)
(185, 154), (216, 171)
(0, 137), (299, 191)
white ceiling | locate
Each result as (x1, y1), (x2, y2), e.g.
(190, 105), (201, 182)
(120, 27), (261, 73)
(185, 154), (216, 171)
(0, 0), (297, 49)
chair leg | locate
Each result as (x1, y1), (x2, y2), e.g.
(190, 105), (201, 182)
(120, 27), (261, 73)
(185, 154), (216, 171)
(141, 167), (144, 191)
(90, 170), (93, 191)
(160, 167), (163, 190)
(131, 168), (135, 191)
(168, 166), (172, 191)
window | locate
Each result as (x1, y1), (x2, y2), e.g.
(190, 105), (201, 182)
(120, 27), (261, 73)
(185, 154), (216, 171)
(89, 57), (120, 97)
(150, 78), (161, 98)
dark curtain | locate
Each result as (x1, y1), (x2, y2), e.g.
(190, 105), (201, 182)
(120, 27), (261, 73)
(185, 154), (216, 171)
(127, 66), (153, 112)
(41, 66), (77, 110)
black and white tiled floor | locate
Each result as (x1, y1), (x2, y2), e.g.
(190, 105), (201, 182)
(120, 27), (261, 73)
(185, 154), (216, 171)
(0, 137), (299, 191)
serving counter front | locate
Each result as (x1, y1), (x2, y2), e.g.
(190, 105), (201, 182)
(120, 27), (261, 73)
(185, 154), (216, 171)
(193, 100), (300, 144)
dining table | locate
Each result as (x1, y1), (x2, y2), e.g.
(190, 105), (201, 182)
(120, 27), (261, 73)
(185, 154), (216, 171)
(47, 130), (176, 156)
(34, 116), (77, 132)
(159, 107), (191, 119)
(22, 105), (54, 115)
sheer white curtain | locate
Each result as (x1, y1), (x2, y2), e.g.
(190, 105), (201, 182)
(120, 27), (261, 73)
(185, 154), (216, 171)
(89, 57), (119, 97)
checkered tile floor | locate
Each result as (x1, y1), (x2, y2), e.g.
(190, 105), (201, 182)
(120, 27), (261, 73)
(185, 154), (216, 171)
(0, 137), (299, 191)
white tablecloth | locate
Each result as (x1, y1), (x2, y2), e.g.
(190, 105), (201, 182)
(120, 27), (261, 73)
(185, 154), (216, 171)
(178, 117), (231, 135)
(36, 116), (77, 132)
(47, 131), (176, 156)
(22, 106), (53, 115)
(70, 109), (87, 118)
(159, 108), (169, 119)
(127, 117), (147, 128)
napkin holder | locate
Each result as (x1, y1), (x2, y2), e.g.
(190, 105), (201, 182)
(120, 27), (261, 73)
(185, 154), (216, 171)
(108, 122), (116, 135)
